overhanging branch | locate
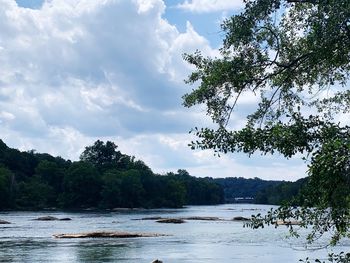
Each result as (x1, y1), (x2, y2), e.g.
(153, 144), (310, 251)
(286, 0), (318, 3)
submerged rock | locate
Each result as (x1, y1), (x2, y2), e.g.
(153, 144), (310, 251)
(135, 216), (163, 221)
(0, 219), (11, 224)
(156, 218), (186, 224)
(53, 231), (167, 239)
(112, 208), (134, 211)
(34, 216), (59, 221)
(151, 260), (163, 263)
(232, 216), (250, 221)
(182, 216), (222, 221)
(34, 216), (72, 221)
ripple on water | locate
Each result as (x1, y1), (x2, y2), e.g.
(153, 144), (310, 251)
(0, 205), (348, 263)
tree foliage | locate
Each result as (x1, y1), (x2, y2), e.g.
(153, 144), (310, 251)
(80, 140), (123, 171)
(215, 177), (282, 202)
(0, 139), (223, 210)
(0, 167), (15, 208)
(183, 0), (350, 257)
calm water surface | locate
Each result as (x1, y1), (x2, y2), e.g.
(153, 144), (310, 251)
(0, 204), (348, 262)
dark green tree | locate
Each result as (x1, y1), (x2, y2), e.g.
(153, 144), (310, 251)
(162, 178), (186, 208)
(16, 177), (55, 209)
(80, 140), (123, 171)
(119, 169), (145, 208)
(0, 166), (15, 209)
(100, 169), (122, 208)
(35, 160), (65, 194)
(59, 162), (101, 208)
(183, 0), (350, 259)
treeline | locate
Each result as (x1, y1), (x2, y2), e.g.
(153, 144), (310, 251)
(215, 177), (306, 205)
(254, 178), (307, 205)
(0, 140), (224, 210)
(215, 177), (282, 202)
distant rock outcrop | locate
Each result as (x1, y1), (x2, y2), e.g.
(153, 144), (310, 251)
(156, 218), (186, 224)
(181, 216), (222, 221)
(0, 219), (11, 224)
(34, 216), (59, 221)
(135, 216), (163, 220)
(232, 216), (250, 221)
(34, 216), (72, 221)
(53, 231), (167, 238)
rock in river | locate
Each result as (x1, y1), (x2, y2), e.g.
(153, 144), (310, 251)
(34, 216), (72, 221)
(182, 216), (222, 221)
(53, 231), (167, 239)
(134, 216), (163, 221)
(34, 216), (59, 221)
(59, 218), (72, 221)
(0, 219), (11, 224)
(232, 216), (251, 221)
(156, 218), (186, 224)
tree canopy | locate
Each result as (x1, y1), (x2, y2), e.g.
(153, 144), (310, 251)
(0, 139), (224, 210)
(183, 0), (350, 260)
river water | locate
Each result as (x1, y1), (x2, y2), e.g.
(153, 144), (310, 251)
(0, 204), (348, 262)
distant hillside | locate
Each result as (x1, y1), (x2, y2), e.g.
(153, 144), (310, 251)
(215, 177), (282, 203)
(215, 177), (306, 205)
(254, 178), (308, 205)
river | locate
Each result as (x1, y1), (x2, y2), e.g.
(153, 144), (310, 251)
(0, 204), (348, 262)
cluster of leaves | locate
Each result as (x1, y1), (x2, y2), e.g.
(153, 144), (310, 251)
(183, 0), (350, 260)
(300, 252), (350, 263)
(0, 140), (224, 210)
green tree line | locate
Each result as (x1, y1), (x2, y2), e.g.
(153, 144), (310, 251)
(215, 177), (282, 202)
(0, 140), (224, 210)
(254, 178), (307, 205)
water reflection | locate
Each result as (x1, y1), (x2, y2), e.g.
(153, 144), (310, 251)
(75, 240), (128, 262)
(0, 239), (59, 262)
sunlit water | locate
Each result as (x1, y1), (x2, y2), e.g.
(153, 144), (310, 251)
(0, 204), (348, 262)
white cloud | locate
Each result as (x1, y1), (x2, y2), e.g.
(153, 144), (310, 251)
(116, 133), (307, 181)
(0, 111), (15, 121)
(0, 0), (216, 134)
(0, 0), (306, 181)
(0, 0), (216, 161)
(177, 0), (244, 13)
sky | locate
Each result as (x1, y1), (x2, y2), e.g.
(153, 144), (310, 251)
(0, 0), (307, 181)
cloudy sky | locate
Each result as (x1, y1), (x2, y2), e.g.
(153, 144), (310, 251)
(0, 0), (306, 181)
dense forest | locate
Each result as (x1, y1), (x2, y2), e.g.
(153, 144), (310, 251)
(215, 177), (282, 202)
(0, 139), (306, 210)
(254, 178), (308, 205)
(215, 177), (307, 205)
(0, 140), (224, 210)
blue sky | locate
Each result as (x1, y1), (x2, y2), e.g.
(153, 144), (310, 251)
(0, 0), (306, 180)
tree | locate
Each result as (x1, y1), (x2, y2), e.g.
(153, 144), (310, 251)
(16, 176), (55, 209)
(35, 160), (65, 194)
(100, 169), (122, 208)
(119, 169), (145, 208)
(80, 140), (123, 171)
(0, 167), (15, 209)
(59, 162), (102, 208)
(183, 0), (350, 260)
